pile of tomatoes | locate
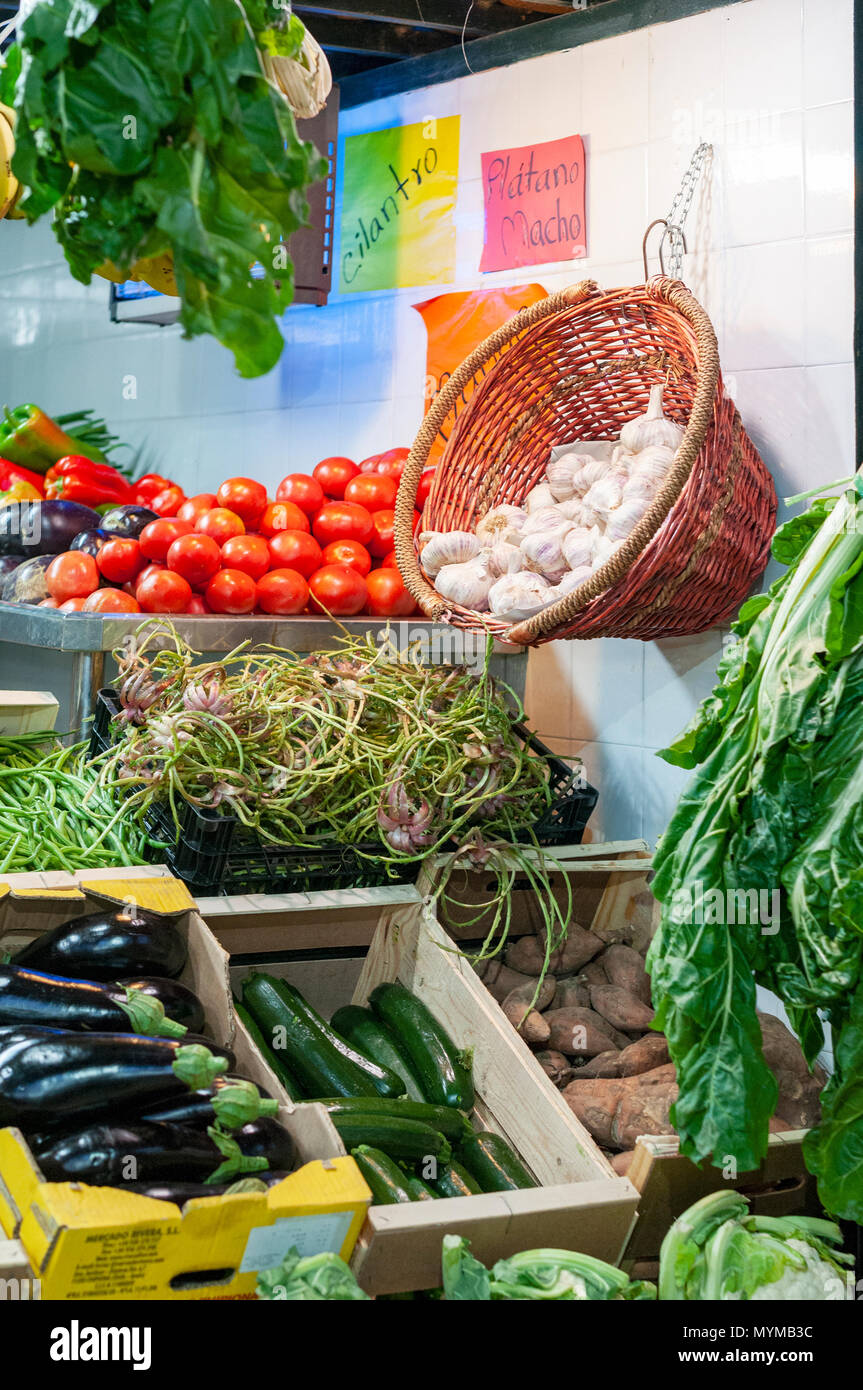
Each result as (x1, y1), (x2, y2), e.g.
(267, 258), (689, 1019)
(39, 450), (435, 619)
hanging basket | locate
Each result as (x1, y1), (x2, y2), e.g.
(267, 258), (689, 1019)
(394, 277), (776, 645)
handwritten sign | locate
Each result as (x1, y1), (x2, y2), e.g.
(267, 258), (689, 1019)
(479, 134), (587, 272)
(339, 117), (460, 293)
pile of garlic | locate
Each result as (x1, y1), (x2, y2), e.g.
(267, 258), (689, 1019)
(419, 383), (684, 623)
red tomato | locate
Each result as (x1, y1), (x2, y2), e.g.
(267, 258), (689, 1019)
(177, 492), (218, 525)
(205, 568), (257, 614)
(196, 508), (245, 545)
(139, 518), (193, 563)
(366, 568), (415, 617)
(259, 501), (310, 538)
(38, 597), (59, 608)
(308, 564), (368, 617)
(313, 456), (359, 500)
(136, 569), (192, 614)
(135, 563), (166, 593)
(379, 550), (399, 569)
(312, 501), (374, 548)
(83, 588), (141, 614)
(97, 539), (144, 586)
(256, 569), (309, 615)
(220, 534), (271, 582)
(417, 468), (435, 508)
(183, 593), (211, 615)
(267, 530), (322, 578)
(344, 473), (397, 511)
(275, 473), (325, 516)
(216, 477), (267, 527)
(59, 596), (87, 612)
(376, 447), (411, 479)
(321, 539), (372, 578)
(150, 484), (186, 517)
(46, 551), (100, 601)
(358, 454), (382, 474)
(167, 533), (222, 587)
(134, 473), (173, 505)
(367, 509), (395, 559)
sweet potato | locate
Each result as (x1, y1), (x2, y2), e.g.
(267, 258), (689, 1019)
(504, 976), (556, 1013)
(544, 1006), (626, 1058)
(601, 943), (651, 1005)
(505, 923), (602, 977)
(611, 1084), (677, 1148)
(561, 1078), (621, 1145)
(475, 959), (538, 1003)
(616, 1032), (669, 1077)
(758, 1012), (825, 1130)
(551, 976), (591, 1011)
(562, 1065), (678, 1149)
(502, 998), (551, 1044)
(579, 959), (609, 988)
(577, 1050), (623, 1079)
(534, 1050), (573, 1086)
(611, 1150), (635, 1176)
(589, 982), (655, 1033)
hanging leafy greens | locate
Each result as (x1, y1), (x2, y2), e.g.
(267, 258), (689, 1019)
(1, 0), (324, 376)
(649, 477), (863, 1220)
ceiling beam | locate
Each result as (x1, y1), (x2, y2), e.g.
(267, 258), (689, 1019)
(295, 0), (540, 37)
(308, 14), (455, 55)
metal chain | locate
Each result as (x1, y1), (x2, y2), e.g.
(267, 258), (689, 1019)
(663, 141), (712, 278)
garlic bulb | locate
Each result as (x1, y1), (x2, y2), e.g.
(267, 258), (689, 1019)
(419, 530), (480, 579)
(434, 557), (494, 610)
(545, 453), (595, 502)
(569, 458), (607, 496)
(623, 471), (662, 503)
(485, 541), (523, 578)
(631, 443), (674, 485)
(554, 565), (593, 594)
(520, 530), (570, 582)
(559, 498), (603, 529)
(524, 483), (556, 513)
(488, 572), (553, 622)
(619, 383), (685, 455)
(592, 534), (623, 569)
(522, 506), (573, 539)
(583, 472), (626, 516)
(606, 497), (652, 542)
(475, 504), (527, 546)
(563, 525), (600, 571)
(610, 445), (635, 473)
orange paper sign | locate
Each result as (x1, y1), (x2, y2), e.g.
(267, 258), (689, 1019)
(479, 134), (587, 272)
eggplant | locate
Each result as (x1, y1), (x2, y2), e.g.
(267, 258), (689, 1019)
(98, 505), (158, 539)
(38, 1115), (295, 1185)
(0, 554), (24, 579)
(118, 976), (206, 1034)
(138, 1075), (276, 1130)
(120, 1171), (291, 1203)
(13, 906), (187, 980)
(0, 965), (187, 1038)
(1, 553), (54, 604)
(70, 528), (113, 559)
(0, 500), (102, 558)
(181, 1033), (236, 1067)
(0, 1032), (228, 1129)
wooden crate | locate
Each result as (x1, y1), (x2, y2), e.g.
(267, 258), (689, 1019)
(221, 885), (640, 1296)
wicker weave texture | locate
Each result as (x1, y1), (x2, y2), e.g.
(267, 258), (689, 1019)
(394, 277), (776, 645)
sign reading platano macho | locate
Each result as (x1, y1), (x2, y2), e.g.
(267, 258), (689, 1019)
(339, 117), (460, 293)
(480, 134), (587, 272)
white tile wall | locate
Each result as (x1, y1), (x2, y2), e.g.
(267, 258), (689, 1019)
(0, 0), (854, 847)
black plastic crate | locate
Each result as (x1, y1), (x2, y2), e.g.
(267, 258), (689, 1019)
(90, 689), (598, 896)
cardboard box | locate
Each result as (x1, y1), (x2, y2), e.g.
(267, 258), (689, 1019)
(0, 691), (59, 737)
(0, 867), (371, 1300)
(222, 885), (640, 1296)
(0, 1237), (39, 1299)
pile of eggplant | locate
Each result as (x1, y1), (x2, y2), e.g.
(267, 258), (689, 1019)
(0, 905), (296, 1201)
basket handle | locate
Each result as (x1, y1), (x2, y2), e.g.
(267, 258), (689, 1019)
(505, 276), (721, 644)
(394, 282), (600, 623)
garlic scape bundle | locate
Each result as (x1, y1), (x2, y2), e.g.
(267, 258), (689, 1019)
(420, 380), (684, 621)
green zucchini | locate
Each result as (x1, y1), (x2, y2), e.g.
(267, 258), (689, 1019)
(405, 1174), (439, 1201)
(331, 1004), (425, 1101)
(316, 1096), (472, 1142)
(351, 1146), (415, 1205)
(368, 982), (474, 1111)
(241, 974), (380, 1100)
(232, 996), (304, 1102)
(458, 1131), (534, 1192)
(432, 1159), (483, 1198)
(267, 978), (404, 1098)
(332, 1112), (451, 1164)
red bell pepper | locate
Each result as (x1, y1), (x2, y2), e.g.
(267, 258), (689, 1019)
(44, 456), (135, 507)
(0, 458), (46, 497)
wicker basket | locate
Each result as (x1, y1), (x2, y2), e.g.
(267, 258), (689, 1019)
(394, 277), (776, 645)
